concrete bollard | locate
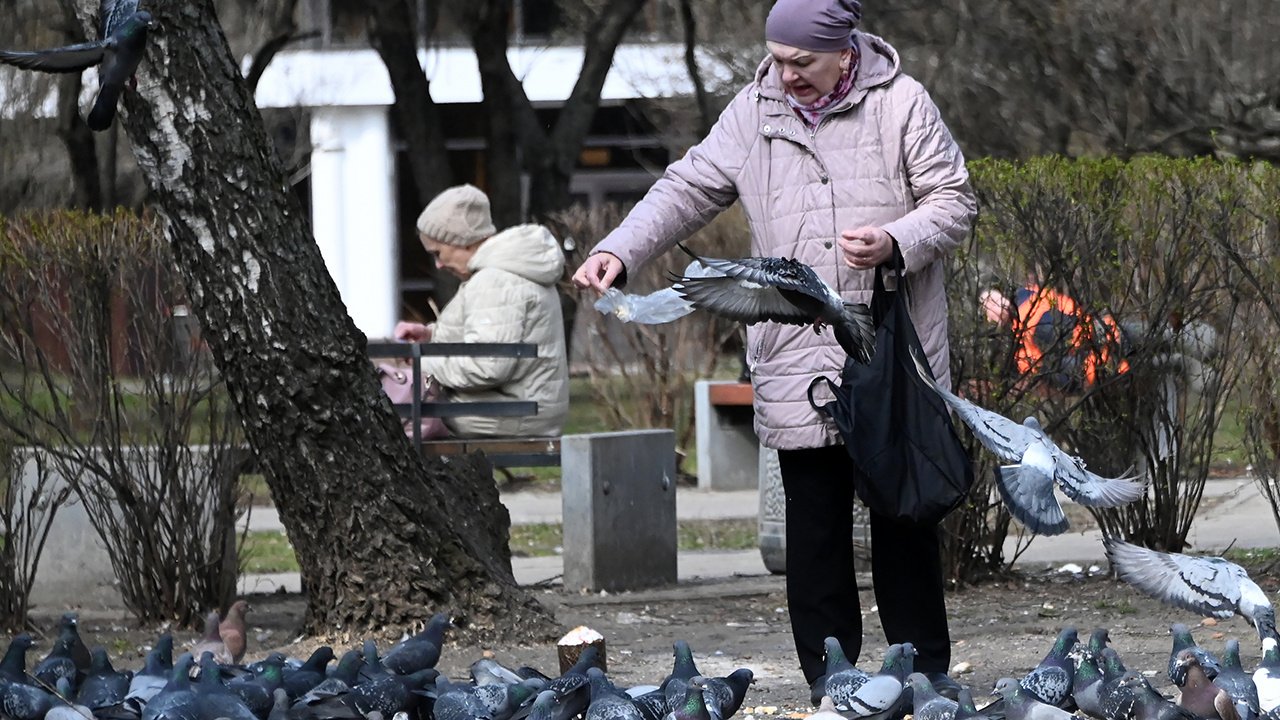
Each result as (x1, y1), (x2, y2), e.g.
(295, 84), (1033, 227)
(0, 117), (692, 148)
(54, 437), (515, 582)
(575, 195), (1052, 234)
(560, 430), (677, 592)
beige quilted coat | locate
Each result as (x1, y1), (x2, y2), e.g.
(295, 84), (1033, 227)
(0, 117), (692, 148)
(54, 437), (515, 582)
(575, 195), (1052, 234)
(423, 224), (570, 438)
(592, 32), (977, 450)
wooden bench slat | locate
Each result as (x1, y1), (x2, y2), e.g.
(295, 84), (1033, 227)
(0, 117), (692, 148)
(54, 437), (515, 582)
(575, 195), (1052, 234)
(707, 382), (753, 406)
(419, 401), (538, 418)
(367, 341), (537, 358)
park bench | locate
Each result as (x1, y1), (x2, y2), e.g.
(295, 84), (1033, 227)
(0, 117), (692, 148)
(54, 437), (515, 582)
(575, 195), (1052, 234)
(366, 340), (560, 467)
(366, 340), (677, 592)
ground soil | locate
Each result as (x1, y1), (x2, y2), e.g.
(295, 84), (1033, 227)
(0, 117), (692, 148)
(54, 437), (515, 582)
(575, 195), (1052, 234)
(25, 561), (1280, 715)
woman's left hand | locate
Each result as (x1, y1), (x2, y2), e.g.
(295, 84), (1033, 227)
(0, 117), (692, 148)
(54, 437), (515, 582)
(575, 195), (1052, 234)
(838, 226), (894, 269)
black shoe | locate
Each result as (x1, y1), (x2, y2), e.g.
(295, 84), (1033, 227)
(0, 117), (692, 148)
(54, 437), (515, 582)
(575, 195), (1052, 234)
(926, 672), (962, 701)
(809, 676), (827, 706)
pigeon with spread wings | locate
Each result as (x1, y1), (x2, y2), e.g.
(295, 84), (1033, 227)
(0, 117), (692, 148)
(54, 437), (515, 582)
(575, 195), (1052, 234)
(0, 0), (156, 131)
(1103, 537), (1278, 643)
(909, 347), (1146, 535)
(670, 244), (875, 363)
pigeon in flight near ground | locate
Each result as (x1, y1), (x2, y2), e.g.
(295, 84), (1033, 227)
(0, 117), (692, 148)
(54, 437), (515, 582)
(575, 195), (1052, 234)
(0, 0), (156, 131)
(1104, 537), (1278, 642)
(910, 348), (1146, 535)
(670, 244), (875, 362)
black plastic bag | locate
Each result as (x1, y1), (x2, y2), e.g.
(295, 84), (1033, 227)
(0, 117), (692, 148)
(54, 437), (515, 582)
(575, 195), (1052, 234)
(808, 246), (974, 525)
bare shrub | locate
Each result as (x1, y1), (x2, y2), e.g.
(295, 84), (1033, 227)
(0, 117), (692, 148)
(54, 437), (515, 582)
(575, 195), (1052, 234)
(0, 435), (74, 630)
(550, 203), (749, 474)
(0, 210), (247, 625)
(948, 158), (1257, 572)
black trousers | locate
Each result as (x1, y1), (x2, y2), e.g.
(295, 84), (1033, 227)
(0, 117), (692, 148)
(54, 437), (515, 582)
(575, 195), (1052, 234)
(777, 444), (951, 684)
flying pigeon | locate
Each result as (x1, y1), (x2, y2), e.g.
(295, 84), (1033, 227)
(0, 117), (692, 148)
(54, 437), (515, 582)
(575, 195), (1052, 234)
(0, 0), (157, 131)
(1104, 537), (1278, 642)
(670, 244), (875, 362)
(910, 347), (1146, 535)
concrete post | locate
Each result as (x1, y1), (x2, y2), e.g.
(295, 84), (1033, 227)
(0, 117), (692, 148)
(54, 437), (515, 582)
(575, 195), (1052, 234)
(561, 430), (677, 592)
(694, 380), (759, 490)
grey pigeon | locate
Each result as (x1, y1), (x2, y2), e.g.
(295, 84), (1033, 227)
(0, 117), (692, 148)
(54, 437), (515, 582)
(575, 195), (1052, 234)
(0, 634), (33, 684)
(1105, 537), (1278, 641)
(630, 685), (670, 720)
(838, 642), (915, 720)
(1119, 672), (1201, 720)
(911, 349), (1145, 534)
(282, 645), (335, 700)
(268, 687), (290, 720)
(660, 640), (702, 710)
(0, 676), (53, 720)
(1074, 628), (1113, 717)
(664, 676), (711, 720)
(32, 629), (79, 693)
(1217, 640), (1261, 720)
(956, 688), (994, 720)
(1095, 648), (1138, 720)
(528, 687), (583, 720)
(585, 666), (644, 720)
(473, 657), (527, 687)
(294, 648), (362, 707)
(1021, 627), (1078, 708)
(141, 653), (199, 720)
(1169, 623), (1222, 686)
(671, 244), (876, 362)
(1254, 637), (1280, 714)
(56, 613), (92, 676)
(75, 646), (132, 710)
(124, 633), (175, 713)
(476, 677), (546, 720)
(383, 612), (451, 675)
(347, 667), (437, 718)
(992, 677), (1075, 720)
(0, 0), (156, 131)
(908, 672), (960, 720)
(812, 636), (871, 707)
(45, 676), (95, 720)
(702, 668), (753, 720)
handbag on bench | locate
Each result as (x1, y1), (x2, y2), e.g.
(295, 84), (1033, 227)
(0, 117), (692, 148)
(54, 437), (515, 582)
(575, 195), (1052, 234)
(377, 361), (451, 440)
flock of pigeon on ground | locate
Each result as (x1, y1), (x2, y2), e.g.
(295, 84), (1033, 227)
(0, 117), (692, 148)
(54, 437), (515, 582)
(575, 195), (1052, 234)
(808, 624), (1280, 720)
(0, 608), (762, 720)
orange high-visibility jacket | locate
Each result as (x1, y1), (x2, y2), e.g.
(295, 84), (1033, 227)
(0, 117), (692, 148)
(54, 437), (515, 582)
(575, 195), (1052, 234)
(1013, 285), (1129, 388)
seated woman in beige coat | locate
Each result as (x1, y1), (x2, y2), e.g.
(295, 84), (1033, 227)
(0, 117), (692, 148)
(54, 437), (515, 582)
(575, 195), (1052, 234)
(394, 184), (569, 438)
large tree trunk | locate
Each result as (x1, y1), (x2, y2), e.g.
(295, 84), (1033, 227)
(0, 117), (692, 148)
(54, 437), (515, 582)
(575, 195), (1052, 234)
(69, 0), (554, 638)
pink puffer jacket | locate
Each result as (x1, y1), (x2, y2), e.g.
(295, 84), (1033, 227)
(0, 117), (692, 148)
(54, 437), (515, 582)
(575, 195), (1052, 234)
(592, 32), (977, 450)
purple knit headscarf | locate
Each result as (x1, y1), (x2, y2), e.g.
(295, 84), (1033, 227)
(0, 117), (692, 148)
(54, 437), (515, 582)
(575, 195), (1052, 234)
(765, 0), (862, 52)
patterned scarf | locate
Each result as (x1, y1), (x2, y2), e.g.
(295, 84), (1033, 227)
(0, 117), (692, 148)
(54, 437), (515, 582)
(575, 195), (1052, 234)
(786, 50), (858, 130)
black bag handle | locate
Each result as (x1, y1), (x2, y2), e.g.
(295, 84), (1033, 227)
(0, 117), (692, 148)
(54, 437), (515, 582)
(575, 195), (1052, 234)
(807, 374), (840, 415)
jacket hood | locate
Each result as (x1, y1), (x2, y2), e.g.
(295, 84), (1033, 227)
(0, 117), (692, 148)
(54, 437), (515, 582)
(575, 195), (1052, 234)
(469, 224), (564, 285)
(754, 31), (901, 104)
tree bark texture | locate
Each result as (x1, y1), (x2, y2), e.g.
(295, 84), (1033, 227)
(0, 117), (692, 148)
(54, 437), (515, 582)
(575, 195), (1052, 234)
(69, 0), (553, 639)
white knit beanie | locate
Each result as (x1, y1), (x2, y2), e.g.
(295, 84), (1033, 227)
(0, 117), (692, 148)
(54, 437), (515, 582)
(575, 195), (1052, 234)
(415, 184), (497, 247)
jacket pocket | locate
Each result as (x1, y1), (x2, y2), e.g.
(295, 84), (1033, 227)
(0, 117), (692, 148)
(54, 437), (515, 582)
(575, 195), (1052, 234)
(749, 322), (783, 364)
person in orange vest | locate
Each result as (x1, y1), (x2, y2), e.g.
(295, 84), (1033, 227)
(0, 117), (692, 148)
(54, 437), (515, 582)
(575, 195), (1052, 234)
(981, 285), (1131, 392)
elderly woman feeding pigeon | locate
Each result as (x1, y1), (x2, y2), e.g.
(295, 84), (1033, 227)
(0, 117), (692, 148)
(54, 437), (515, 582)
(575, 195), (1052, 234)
(572, 0), (976, 702)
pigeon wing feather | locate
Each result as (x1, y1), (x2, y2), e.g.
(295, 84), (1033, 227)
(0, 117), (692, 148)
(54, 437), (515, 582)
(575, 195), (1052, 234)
(0, 42), (106, 72)
(907, 346), (1037, 461)
(673, 275), (812, 325)
(1104, 538), (1241, 618)
(1051, 452), (1147, 507)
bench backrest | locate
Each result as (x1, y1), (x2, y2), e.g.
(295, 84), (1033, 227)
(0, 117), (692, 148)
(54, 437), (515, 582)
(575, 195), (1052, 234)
(366, 341), (543, 452)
